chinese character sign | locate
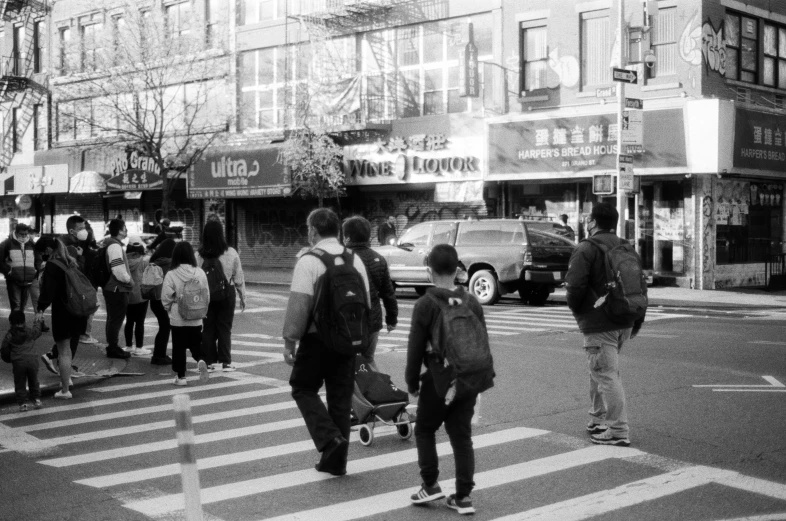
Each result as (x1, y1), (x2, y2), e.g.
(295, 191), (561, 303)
(733, 108), (786, 172)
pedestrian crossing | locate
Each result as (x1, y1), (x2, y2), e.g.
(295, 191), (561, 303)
(0, 373), (783, 520)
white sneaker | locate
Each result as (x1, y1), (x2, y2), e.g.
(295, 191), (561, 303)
(79, 335), (98, 344)
(173, 377), (188, 386)
(198, 360), (210, 383)
(131, 348), (152, 357)
(54, 390), (73, 399)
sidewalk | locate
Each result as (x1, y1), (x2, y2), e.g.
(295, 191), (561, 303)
(242, 267), (786, 309)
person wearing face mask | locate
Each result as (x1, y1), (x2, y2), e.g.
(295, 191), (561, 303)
(0, 223), (42, 313)
(102, 219), (133, 360)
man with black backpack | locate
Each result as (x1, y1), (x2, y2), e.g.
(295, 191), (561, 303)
(282, 208), (371, 477)
(566, 203), (647, 448)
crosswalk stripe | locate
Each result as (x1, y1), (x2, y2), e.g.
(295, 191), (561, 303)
(491, 466), (755, 521)
(0, 374), (281, 422)
(233, 340), (284, 348)
(485, 317), (576, 326)
(232, 349), (282, 358)
(39, 418), (306, 467)
(237, 333), (280, 340)
(123, 427), (549, 516)
(22, 386), (292, 432)
(42, 401), (299, 446)
(77, 427), (398, 488)
(253, 445), (643, 521)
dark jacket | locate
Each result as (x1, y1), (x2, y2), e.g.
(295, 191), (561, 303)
(377, 222), (397, 245)
(0, 236), (40, 286)
(2, 323), (43, 363)
(565, 231), (645, 334)
(347, 242), (398, 332)
(60, 233), (86, 274)
(405, 286), (485, 394)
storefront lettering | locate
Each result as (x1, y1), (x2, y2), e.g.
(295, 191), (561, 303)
(210, 157), (261, 179)
(412, 156), (478, 176)
(518, 144), (618, 161)
(739, 148), (786, 162)
(376, 133), (449, 154)
(534, 124), (617, 147)
(112, 152), (161, 176)
(347, 159), (394, 178)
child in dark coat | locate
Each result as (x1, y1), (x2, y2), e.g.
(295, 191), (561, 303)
(2, 311), (44, 411)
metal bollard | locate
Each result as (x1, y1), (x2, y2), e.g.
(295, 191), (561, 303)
(173, 394), (204, 521)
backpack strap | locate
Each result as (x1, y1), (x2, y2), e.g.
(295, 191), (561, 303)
(585, 238), (616, 288)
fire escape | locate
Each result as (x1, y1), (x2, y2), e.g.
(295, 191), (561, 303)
(289, 0), (421, 132)
(0, 0), (49, 171)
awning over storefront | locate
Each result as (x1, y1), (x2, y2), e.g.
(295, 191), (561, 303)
(69, 171), (108, 194)
(188, 145), (291, 198)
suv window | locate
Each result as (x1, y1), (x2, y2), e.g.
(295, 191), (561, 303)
(398, 223), (431, 246)
(527, 228), (575, 246)
(456, 221), (524, 245)
(432, 223), (455, 245)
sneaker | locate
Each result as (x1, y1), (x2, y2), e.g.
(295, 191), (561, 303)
(410, 482), (445, 504)
(151, 355), (173, 366)
(41, 354), (59, 375)
(41, 323), (50, 332)
(446, 494), (475, 515)
(33, 399), (42, 409)
(206, 364), (218, 373)
(79, 335), (98, 344)
(221, 363), (236, 372)
(198, 360), (209, 383)
(173, 377), (188, 386)
(19, 404), (28, 412)
(586, 422), (608, 435)
(54, 390), (73, 400)
(131, 347), (152, 357)
(590, 429), (631, 447)
(107, 347), (131, 359)
(67, 378), (74, 387)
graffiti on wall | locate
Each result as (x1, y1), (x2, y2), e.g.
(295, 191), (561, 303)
(679, 13), (726, 76)
(156, 205), (199, 244)
(548, 48), (580, 88)
(701, 193), (713, 276)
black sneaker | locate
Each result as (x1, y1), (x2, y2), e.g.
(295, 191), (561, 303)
(446, 494), (475, 515)
(106, 347), (131, 359)
(41, 322), (50, 332)
(151, 355), (173, 365)
(586, 422), (608, 435)
(41, 354), (59, 375)
(410, 482), (445, 504)
(590, 429), (631, 447)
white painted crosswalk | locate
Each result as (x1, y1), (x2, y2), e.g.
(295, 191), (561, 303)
(1, 372), (783, 521)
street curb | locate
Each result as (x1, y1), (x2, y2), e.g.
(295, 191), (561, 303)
(245, 280), (291, 288)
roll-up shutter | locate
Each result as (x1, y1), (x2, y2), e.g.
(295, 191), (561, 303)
(55, 195), (105, 235)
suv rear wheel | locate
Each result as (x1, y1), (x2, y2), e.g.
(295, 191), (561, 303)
(469, 270), (500, 305)
(528, 286), (551, 306)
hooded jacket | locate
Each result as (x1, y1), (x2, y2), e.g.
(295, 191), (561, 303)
(2, 322), (43, 363)
(161, 265), (209, 327)
(127, 253), (150, 305)
(0, 235), (40, 286)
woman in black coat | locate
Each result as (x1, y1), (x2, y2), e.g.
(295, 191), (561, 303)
(36, 239), (87, 399)
(149, 239), (176, 365)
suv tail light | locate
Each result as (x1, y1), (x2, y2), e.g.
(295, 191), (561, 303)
(522, 248), (533, 263)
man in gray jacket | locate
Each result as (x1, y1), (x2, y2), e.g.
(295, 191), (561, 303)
(103, 219), (133, 360)
(565, 203), (645, 447)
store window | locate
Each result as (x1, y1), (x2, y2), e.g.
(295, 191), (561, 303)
(520, 22), (547, 93)
(716, 181), (783, 264)
(649, 7), (676, 78)
(580, 10), (612, 89)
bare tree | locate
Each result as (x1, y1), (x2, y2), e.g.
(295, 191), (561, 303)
(53, 1), (230, 212)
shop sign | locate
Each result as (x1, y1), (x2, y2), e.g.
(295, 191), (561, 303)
(106, 172), (163, 192)
(343, 133), (483, 186)
(733, 108), (786, 172)
(15, 195), (32, 210)
(111, 151), (161, 177)
(621, 110), (643, 145)
(12, 165), (69, 195)
(459, 23), (479, 98)
(189, 148), (291, 198)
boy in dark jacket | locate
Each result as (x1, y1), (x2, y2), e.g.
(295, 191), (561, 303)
(405, 244), (487, 515)
(2, 311), (44, 411)
(342, 216), (398, 371)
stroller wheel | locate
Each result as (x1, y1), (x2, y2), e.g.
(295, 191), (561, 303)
(359, 424), (374, 446)
(396, 411), (413, 440)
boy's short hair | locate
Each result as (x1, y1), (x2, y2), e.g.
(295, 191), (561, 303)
(307, 208), (340, 238)
(108, 218), (125, 237)
(590, 202), (619, 230)
(342, 216), (371, 243)
(9, 310), (25, 326)
(428, 244), (459, 276)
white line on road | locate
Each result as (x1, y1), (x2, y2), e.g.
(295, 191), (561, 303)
(748, 341), (786, 346)
(123, 427), (549, 516)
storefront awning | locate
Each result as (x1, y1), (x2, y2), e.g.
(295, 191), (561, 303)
(69, 171), (108, 194)
(188, 145), (291, 198)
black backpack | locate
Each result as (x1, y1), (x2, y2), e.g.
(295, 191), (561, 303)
(587, 238), (648, 324)
(307, 248), (371, 355)
(427, 291), (495, 402)
(89, 245), (111, 288)
(202, 257), (229, 301)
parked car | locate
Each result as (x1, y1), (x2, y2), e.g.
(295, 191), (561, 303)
(373, 219), (576, 305)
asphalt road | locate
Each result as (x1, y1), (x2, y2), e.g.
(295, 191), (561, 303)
(0, 289), (784, 521)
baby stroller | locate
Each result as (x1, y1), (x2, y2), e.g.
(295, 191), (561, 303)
(351, 356), (414, 446)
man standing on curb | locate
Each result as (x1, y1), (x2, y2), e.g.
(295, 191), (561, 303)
(565, 203), (645, 447)
(103, 219), (132, 360)
(282, 208), (370, 476)
(0, 223), (41, 313)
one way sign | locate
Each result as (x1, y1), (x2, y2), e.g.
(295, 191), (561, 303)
(612, 68), (638, 84)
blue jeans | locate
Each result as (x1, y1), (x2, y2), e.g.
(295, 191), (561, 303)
(6, 280), (39, 312)
(583, 328), (632, 437)
(13, 357), (40, 404)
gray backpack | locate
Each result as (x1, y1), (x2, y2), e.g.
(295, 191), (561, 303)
(177, 276), (209, 320)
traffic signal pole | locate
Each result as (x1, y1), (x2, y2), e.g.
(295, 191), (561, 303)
(616, 0), (626, 238)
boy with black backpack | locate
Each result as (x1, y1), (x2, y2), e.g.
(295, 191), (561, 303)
(406, 244), (494, 516)
(565, 202), (647, 448)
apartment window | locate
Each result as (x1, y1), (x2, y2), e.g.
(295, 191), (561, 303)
(59, 27), (71, 75)
(725, 12), (758, 84)
(81, 23), (103, 72)
(12, 25), (24, 76)
(11, 108), (20, 153)
(112, 16), (126, 57)
(520, 22), (548, 93)
(33, 21), (46, 73)
(206, 0), (227, 47)
(649, 7), (676, 77)
(239, 46), (297, 130)
(33, 104), (45, 150)
(244, 0), (275, 24)
(166, 1), (193, 39)
(581, 11), (612, 89)
(763, 23), (786, 89)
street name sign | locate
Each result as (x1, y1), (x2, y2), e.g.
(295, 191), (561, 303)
(612, 68), (638, 83)
(596, 86), (617, 98)
(625, 97), (644, 109)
